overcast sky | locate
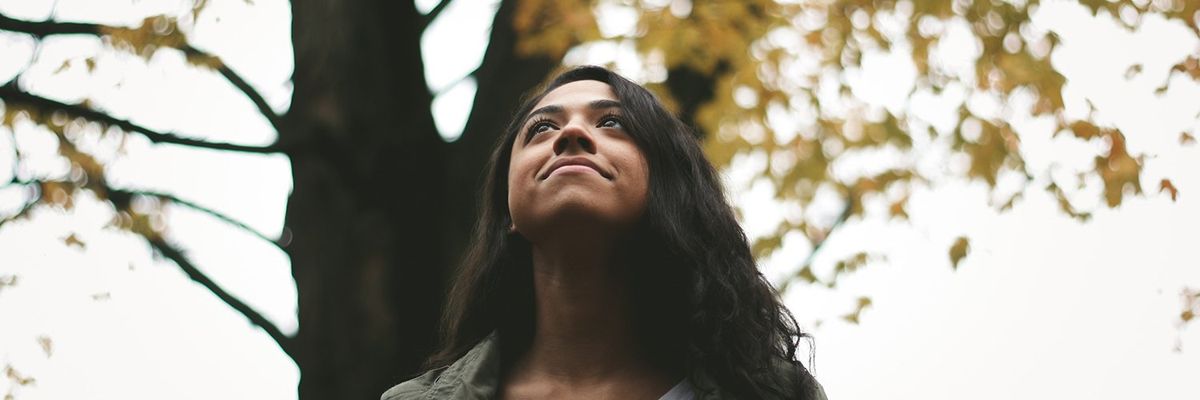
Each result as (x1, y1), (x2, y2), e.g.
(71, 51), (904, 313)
(1, 0), (1198, 399)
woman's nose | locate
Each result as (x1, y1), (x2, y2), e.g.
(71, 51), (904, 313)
(554, 123), (596, 155)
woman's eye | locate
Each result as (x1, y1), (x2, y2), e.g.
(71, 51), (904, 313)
(600, 116), (623, 129)
(530, 122), (555, 135)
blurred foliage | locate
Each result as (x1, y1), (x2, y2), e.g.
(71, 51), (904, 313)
(3, 363), (36, 400)
(1, 0), (1197, 334)
(1180, 287), (1200, 351)
(514, 0), (1199, 326)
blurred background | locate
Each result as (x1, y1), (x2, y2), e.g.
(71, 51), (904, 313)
(1, 0), (1198, 399)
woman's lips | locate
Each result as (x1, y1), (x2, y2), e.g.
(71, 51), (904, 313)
(547, 164), (601, 178)
(541, 157), (612, 180)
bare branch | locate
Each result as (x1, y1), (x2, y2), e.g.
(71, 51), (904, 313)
(205, 49), (284, 133)
(113, 187), (286, 252)
(0, 13), (284, 133)
(0, 13), (97, 37)
(5, 178), (294, 360)
(0, 83), (284, 154)
(148, 237), (296, 360)
(423, 0), (453, 29)
(779, 197), (854, 293)
(803, 200), (853, 266)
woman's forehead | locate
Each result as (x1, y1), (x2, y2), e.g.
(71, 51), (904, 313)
(532, 80), (617, 111)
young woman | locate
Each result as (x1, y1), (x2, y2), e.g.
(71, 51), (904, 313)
(382, 66), (827, 400)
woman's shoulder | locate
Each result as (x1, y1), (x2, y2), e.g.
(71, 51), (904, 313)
(770, 359), (828, 400)
(688, 359), (827, 400)
(380, 334), (503, 400)
(380, 368), (444, 400)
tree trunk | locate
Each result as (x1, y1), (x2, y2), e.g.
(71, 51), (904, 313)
(281, 0), (555, 398)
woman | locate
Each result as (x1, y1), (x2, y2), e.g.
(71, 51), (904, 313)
(382, 66), (827, 400)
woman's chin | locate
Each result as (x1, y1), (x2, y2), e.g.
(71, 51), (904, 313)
(515, 200), (638, 238)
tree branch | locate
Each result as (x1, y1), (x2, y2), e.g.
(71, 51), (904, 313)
(0, 83), (284, 154)
(148, 237), (296, 361)
(779, 197), (854, 293)
(423, 0), (453, 29)
(5, 178), (294, 359)
(0, 186), (40, 230)
(0, 13), (96, 36)
(182, 44), (284, 133)
(111, 187), (286, 252)
(0, 13), (284, 134)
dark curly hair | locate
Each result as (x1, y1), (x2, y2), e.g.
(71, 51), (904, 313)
(427, 65), (818, 399)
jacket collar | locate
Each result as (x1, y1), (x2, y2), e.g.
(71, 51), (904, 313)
(429, 333), (731, 399)
(424, 333), (503, 399)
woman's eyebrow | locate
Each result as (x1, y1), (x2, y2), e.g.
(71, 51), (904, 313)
(588, 99), (621, 111)
(525, 99), (623, 122)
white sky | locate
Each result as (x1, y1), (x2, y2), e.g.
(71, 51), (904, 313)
(1, 1), (1198, 399)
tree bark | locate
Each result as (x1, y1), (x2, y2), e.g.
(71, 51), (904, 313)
(282, 0), (555, 398)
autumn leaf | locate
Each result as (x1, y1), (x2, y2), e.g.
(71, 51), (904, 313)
(795, 266), (818, 283)
(1095, 131), (1143, 208)
(1046, 181), (1093, 221)
(841, 296), (873, 324)
(1182, 132), (1196, 145)
(1124, 64), (1142, 79)
(831, 252), (871, 282)
(63, 233), (86, 250)
(998, 191), (1023, 212)
(1160, 179), (1179, 201)
(949, 236), (970, 270)
(1169, 56), (1200, 80)
(36, 336), (52, 358)
(1180, 287), (1200, 335)
(750, 234), (784, 260)
(3, 364), (35, 386)
(53, 59), (71, 75)
(0, 275), (16, 294)
(1068, 120), (1107, 140)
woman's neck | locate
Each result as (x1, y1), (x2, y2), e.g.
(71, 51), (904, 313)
(503, 236), (677, 397)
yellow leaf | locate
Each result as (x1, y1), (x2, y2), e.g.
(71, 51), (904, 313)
(0, 275), (16, 293)
(1169, 56), (1200, 80)
(949, 236), (970, 270)
(186, 53), (224, 70)
(888, 195), (909, 220)
(998, 191), (1023, 212)
(53, 59), (71, 75)
(841, 296), (873, 325)
(1124, 64), (1142, 80)
(1160, 179), (1179, 202)
(4, 364), (35, 386)
(750, 234), (783, 260)
(1047, 182), (1092, 222)
(63, 233), (86, 250)
(1095, 131), (1142, 208)
(1068, 121), (1105, 140)
(36, 336), (52, 357)
(795, 266), (817, 283)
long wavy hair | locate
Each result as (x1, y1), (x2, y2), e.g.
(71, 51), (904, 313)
(427, 66), (817, 399)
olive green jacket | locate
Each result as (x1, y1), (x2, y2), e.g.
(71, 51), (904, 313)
(381, 334), (828, 400)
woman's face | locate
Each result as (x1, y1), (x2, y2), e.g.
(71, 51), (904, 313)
(507, 80), (649, 241)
